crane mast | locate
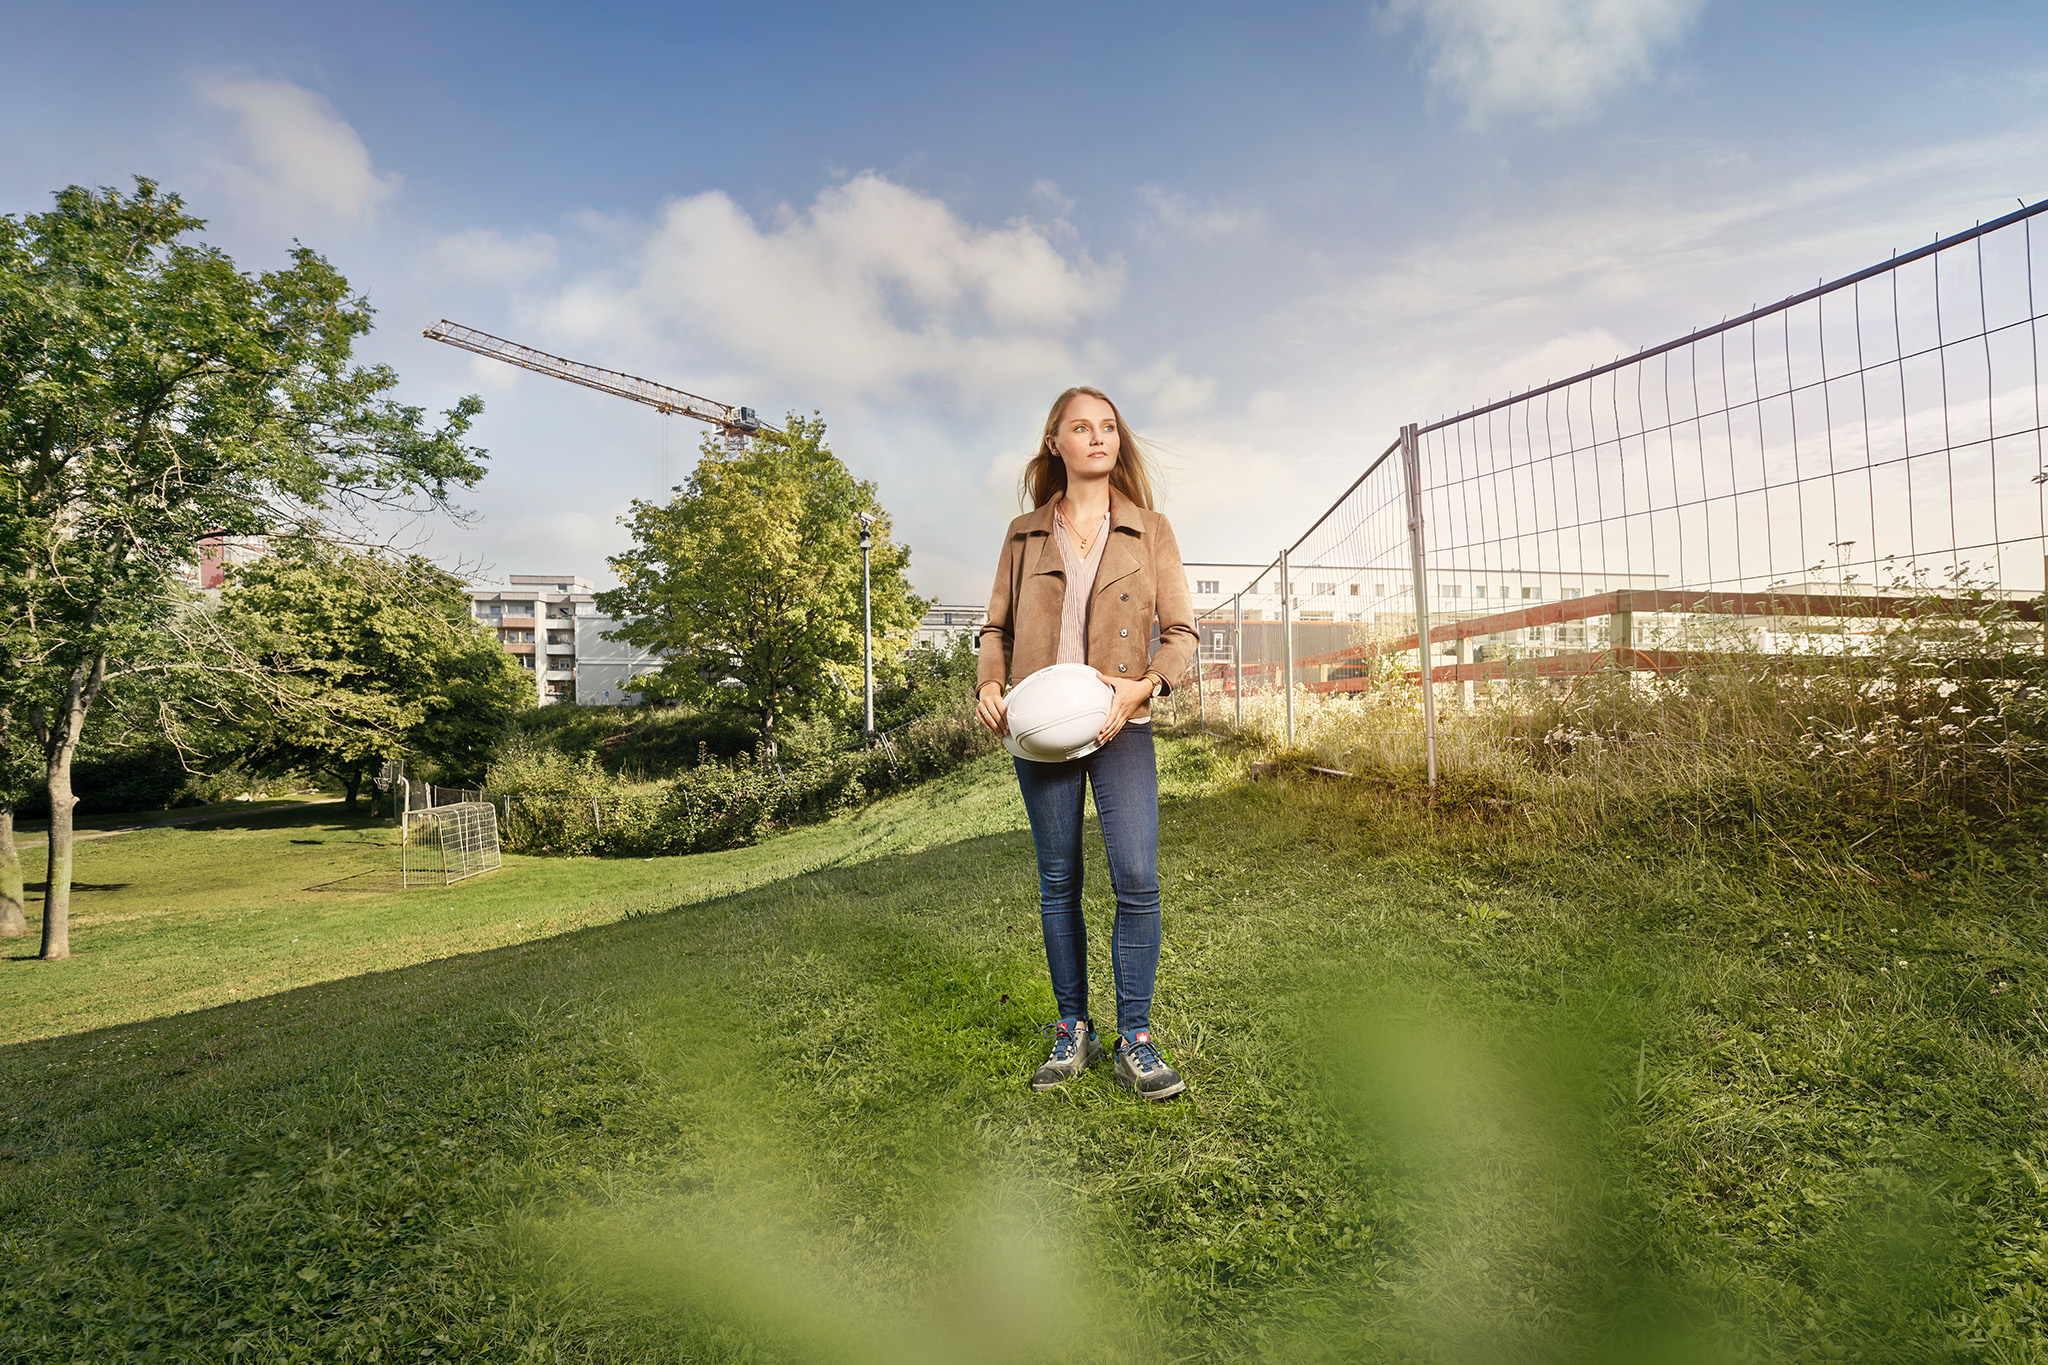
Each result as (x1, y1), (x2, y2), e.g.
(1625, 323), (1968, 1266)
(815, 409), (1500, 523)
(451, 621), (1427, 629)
(422, 320), (775, 447)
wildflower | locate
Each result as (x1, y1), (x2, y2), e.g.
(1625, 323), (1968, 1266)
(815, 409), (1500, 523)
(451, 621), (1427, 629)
(1936, 681), (1961, 697)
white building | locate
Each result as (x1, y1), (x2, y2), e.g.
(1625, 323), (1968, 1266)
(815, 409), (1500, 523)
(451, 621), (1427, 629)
(467, 574), (661, 706)
(915, 603), (986, 650)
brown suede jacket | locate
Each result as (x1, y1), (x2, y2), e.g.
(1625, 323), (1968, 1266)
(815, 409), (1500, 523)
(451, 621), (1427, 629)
(976, 488), (1199, 712)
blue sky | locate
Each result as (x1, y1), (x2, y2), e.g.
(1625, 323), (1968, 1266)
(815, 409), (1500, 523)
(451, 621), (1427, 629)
(6, 0), (2047, 600)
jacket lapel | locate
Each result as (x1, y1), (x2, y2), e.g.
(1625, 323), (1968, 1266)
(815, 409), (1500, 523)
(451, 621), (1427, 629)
(1094, 490), (1145, 596)
(1022, 500), (1064, 580)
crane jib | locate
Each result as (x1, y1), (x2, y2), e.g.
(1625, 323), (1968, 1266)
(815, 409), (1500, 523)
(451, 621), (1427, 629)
(421, 319), (774, 437)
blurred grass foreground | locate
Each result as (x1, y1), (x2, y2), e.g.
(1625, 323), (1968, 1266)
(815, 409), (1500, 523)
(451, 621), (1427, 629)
(2, 719), (2045, 1362)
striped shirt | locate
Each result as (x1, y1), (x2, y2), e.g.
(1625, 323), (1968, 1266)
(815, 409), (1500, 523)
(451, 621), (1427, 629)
(1051, 504), (1110, 665)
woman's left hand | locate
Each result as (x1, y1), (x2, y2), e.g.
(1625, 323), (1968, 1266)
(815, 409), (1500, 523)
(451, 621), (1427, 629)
(1095, 671), (1155, 745)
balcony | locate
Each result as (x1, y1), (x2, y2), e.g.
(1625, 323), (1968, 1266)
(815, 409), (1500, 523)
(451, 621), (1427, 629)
(546, 639), (575, 653)
(544, 667), (576, 681)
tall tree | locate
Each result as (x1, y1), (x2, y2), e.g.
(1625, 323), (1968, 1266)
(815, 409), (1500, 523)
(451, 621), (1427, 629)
(597, 414), (922, 748)
(222, 539), (532, 804)
(0, 179), (486, 960)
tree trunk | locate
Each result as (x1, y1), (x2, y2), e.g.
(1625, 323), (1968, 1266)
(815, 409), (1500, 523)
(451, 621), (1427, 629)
(0, 806), (25, 939)
(38, 654), (104, 962)
(343, 767), (362, 810)
(40, 759), (77, 960)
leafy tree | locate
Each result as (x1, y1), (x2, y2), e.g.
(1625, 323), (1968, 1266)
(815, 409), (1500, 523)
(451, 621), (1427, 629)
(0, 179), (486, 960)
(221, 540), (532, 805)
(875, 633), (980, 732)
(597, 415), (922, 749)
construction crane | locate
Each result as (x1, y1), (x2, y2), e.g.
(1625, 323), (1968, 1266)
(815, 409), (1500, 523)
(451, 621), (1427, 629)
(421, 319), (776, 453)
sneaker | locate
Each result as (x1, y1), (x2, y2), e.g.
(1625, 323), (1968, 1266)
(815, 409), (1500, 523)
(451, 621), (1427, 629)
(1030, 1018), (1102, 1090)
(1114, 1031), (1186, 1101)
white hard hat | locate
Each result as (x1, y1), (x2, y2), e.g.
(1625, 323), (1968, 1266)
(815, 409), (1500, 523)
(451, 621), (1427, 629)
(1002, 663), (1113, 763)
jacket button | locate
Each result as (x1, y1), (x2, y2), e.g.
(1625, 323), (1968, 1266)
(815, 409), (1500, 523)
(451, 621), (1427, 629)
(1120, 593), (1129, 601)
(1119, 628), (1129, 637)
(1118, 663), (1128, 672)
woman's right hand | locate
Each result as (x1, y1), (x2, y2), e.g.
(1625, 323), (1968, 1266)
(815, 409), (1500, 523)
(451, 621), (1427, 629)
(975, 682), (1009, 738)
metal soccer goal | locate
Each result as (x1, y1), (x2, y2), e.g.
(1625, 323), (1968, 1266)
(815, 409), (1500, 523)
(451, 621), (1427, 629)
(402, 801), (504, 888)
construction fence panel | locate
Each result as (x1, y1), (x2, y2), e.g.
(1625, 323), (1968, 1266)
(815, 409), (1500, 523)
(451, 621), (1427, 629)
(1190, 199), (2048, 815)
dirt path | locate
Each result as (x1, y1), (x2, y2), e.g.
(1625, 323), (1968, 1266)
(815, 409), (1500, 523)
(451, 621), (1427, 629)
(10, 798), (348, 849)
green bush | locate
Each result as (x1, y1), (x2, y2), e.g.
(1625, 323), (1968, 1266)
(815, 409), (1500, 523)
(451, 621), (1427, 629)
(499, 703), (763, 780)
(489, 709), (994, 857)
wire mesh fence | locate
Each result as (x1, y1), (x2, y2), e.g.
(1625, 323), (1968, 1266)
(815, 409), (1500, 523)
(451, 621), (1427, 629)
(1193, 197), (2048, 824)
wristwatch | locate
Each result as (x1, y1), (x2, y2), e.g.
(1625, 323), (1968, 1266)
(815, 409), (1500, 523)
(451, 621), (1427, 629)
(1142, 671), (1167, 698)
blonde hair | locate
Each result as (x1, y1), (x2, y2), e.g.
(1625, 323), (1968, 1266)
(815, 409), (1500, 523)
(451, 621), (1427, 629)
(1021, 386), (1157, 510)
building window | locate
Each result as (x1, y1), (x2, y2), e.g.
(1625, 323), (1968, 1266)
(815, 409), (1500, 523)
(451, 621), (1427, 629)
(1349, 583), (1360, 595)
(1523, 587), (1539, 599)
(1445, 584), (1462, 597)
(1196, 579), (1219, 594)
(1314, 582), (1335, 595)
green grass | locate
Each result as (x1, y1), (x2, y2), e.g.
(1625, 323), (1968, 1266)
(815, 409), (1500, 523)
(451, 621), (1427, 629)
(1, 757), (1032, 1044)
(10, 793), (339, 838)
(3, 738), (2045, 1362)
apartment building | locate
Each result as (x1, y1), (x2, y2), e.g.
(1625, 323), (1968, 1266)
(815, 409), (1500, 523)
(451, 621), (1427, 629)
(172, 534), (268, 592)
(1180, 561), (1670, 662)
(914, 603), (986, 650)
(467, 574), (662, 706)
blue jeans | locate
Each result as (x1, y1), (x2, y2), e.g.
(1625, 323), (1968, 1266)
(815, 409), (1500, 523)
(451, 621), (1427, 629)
(1013, 723), (1160, 1040)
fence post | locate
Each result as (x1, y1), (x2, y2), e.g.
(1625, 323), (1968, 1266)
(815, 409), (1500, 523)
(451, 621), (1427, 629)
(1281, 547), (1295, 750)
(1195, 643), (1207, 732)
(1401, 423), (1438, 788)
(1233, 594), (1243, 731)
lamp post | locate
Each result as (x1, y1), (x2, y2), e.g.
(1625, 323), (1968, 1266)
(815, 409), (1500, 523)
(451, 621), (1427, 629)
(858, 514), (875, 740)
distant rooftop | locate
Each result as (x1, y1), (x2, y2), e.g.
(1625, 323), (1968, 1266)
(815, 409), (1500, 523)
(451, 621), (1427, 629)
(507, 574), (594, 589)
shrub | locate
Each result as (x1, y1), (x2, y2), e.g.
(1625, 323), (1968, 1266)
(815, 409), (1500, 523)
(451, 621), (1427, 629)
(488, 709), (995, 857)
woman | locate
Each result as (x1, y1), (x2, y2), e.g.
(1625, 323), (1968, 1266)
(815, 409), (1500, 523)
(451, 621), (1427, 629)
(976, 386), (1198, 1101)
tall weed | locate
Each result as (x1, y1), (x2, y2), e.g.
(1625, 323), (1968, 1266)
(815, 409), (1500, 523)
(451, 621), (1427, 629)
(1184, 568), (2048, 853)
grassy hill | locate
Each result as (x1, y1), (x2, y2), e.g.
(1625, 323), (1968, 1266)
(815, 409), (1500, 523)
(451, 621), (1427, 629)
(2, 736), (2043, 1362)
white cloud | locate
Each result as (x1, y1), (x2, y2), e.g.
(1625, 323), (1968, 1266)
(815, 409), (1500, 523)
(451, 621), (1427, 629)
(1138, 185), (1262, 241)
(1248, 389), (1290, 423)
(1123, 355), (1218, 423)
(432, 227), (558, 285)
(536, 172), (1120, 402)
(195, 76), (399, 220)
(1384, 0), (1706, 128)
(1481, 328), (1629, 397)
(1030, 178), (1077, 218)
